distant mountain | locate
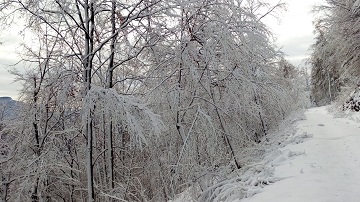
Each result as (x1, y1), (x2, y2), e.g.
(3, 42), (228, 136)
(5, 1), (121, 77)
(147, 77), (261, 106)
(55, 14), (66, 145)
(0, 96), (16, 104)
(0, 97), (19, 120)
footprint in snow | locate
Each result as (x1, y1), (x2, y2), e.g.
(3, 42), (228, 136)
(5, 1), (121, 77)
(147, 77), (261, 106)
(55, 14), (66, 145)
(318, 123), (325, 126)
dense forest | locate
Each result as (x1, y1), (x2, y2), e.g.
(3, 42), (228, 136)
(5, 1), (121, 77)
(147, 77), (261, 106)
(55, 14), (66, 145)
(4, 0), (357, 201)
(310, 0), (360, 108)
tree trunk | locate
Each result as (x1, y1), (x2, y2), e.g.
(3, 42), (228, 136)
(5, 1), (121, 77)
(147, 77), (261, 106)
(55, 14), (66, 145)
(105, 0), (116, 197)
(210, 87), (241, 169)
(0, 171), (8, 202)
(84, 1), (95, 200)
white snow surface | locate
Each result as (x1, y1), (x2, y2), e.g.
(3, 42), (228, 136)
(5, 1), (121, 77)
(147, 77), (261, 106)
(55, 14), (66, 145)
(240, 106), (360, 202)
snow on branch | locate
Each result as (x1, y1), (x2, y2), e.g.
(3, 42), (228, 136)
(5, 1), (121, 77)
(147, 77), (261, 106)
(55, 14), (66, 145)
(82, 85), (164, 147)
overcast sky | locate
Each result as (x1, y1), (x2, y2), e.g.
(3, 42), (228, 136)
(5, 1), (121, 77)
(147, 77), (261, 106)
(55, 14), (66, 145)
(265, 0), (324, 65)
(0, 23), (24, 100)
(0, 0), (324, 100)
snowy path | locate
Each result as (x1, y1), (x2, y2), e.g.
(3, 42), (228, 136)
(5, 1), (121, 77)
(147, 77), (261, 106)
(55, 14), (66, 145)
(241, 107), (360, 202)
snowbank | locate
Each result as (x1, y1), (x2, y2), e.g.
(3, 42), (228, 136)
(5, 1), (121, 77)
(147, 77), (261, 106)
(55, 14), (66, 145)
(168, 110), (310, 202)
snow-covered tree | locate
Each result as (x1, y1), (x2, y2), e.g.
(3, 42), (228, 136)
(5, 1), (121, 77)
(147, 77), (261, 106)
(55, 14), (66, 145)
(310, 0), (360, 107)
(0, 0), (307, 201)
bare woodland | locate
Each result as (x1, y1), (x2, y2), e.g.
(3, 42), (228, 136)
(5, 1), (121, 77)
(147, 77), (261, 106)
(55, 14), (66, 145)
(0, 0), (307, 201)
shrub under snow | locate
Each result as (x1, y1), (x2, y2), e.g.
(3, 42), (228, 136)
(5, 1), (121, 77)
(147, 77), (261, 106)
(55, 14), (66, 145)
(343, 87), (360, 112)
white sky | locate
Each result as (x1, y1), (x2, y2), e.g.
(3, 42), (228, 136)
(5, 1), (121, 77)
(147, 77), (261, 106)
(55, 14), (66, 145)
(0, 0), (325, 100)
(0, 23), (24, 100)
(264, 0), (324, 66)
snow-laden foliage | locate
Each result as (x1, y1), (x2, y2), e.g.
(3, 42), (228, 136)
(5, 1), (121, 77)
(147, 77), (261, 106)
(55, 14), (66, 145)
(198, 165), (277, 202)
(0, 0), (306, 201)
(141, 0), (304, 200)
(342, 86), (360, 111)
(83, 85), (164, 147)
(310, 0), (360, 106)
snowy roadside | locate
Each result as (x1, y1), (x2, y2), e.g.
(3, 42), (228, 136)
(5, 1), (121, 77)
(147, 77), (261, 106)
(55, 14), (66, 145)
(334, 107), (360, 123)
(240, 106), (360, 202)
(169, 109), (311, 202)
(170, 106), (360, 202)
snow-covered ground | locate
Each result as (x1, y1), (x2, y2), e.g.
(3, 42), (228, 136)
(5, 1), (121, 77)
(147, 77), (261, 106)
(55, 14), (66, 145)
(240, 106), (360, 202)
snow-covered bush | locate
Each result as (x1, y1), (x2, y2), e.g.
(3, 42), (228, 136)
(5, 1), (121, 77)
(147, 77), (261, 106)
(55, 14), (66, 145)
(342, 87), (360, 112)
